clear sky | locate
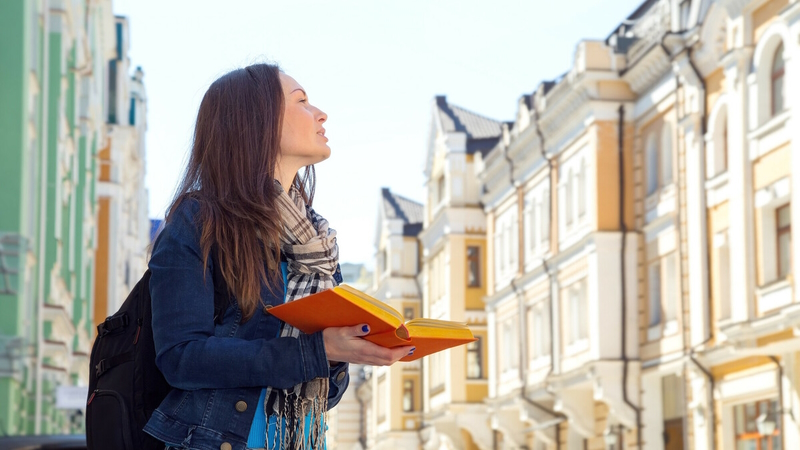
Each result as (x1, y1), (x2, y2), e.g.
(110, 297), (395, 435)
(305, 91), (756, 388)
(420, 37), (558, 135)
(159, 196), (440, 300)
(112, 0), (638, 268)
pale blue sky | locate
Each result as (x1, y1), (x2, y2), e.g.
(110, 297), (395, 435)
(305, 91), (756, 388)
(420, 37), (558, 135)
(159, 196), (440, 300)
(113, 0), (638, 268)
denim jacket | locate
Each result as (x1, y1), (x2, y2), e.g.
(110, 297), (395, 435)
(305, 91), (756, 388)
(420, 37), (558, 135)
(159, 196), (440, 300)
(143, 199), (349, 450)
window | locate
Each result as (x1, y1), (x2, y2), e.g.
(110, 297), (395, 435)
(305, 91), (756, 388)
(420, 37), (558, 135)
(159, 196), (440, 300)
(648, 260), (662, 327)
(679, 0), (691, 29)
(661, 124), (674, 187)
(494, 208), (518, 284)
(404, 307), (415, 321)
(529, 302), (550, 360)
(526, 198), (537, 252)
(734, 399), (781, 450)
(377, 374), (387, 422)
(714, 231), (732, 321)
(403, 379), (414, 412)
(437, 174), (446, 204)
(777, 204), (791, 279)
(467, 246), (481, 287)
(648, 253), (679, 339)
(722, 121), (728, 174)
(662, 374), (686, 450)
(566, 280), (588, 345)
(429, 352), (445, 393)
(772, 43), (785, 117)
(566, 168), (574, 225)
(577, 159), (587, 218)
(501, 319), (519, 372)
(466, 337), (483, 379)
(541, 188), (550, 243)
(646, 134), (659, 195)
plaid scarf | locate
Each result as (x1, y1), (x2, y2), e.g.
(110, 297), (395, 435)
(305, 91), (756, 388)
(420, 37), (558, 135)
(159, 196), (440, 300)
(264, 182), (339, 449)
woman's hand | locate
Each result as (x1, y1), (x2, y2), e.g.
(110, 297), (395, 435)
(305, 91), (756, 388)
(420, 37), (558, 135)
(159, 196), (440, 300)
(323, 324), (414, 366)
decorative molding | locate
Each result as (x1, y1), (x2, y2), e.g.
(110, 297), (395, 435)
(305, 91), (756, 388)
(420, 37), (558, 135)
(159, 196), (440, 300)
(623, 46), (672, 94)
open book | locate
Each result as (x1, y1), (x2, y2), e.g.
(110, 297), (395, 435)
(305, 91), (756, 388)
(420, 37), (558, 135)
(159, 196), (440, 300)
(266, 284), (477, 362)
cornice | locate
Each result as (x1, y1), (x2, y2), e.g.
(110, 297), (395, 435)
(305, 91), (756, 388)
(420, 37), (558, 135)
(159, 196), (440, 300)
(622, 45), (672, 94)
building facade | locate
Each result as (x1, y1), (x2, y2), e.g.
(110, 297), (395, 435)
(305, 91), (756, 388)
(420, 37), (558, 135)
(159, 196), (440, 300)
(0, 0), (148, 435)
(481, 38), (637, 450)
(418, 97), (497, 449)
(480, 0), (800, 449)
(347, 1), (800, 449)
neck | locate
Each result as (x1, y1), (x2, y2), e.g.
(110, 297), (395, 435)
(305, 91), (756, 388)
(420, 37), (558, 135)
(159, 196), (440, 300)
(274, 163), (300, 192)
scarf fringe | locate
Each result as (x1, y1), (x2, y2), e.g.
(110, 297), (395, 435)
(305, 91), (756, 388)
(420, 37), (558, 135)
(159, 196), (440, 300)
(265, 182), (337, 449)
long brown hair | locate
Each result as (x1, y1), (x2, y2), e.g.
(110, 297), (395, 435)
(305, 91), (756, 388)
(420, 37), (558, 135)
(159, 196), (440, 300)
(166, 63), (316, 320)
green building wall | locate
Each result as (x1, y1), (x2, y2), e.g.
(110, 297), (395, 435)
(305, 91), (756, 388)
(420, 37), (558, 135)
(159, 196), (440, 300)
(0, 0), (119, 435)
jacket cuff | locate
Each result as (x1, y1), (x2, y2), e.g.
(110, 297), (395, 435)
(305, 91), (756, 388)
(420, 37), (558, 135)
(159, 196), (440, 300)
(328, 362), (348, 384)
(298, 331), (330, 381)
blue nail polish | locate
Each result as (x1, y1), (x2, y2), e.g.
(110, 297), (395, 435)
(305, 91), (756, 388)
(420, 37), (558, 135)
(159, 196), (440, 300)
(362, 325), (369, 333)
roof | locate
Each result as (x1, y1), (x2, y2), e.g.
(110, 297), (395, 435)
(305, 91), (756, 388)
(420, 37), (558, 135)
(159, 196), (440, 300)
(435, 96), (503, 155)
(381, 188), (424, 236)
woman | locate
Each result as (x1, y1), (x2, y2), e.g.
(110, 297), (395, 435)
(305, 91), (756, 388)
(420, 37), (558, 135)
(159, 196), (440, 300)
(143, 63), (413, 450)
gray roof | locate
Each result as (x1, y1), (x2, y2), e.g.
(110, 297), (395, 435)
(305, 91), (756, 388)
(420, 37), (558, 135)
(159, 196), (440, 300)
(435, 95), (503, 142)
(381, 188), (424, 236)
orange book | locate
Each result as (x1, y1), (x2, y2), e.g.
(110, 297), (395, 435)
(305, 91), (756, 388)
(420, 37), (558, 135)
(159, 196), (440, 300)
(266, 284), (477, 362)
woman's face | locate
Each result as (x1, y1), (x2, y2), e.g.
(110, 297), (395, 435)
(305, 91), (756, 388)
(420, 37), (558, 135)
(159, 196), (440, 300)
(278, 73), (330, 167)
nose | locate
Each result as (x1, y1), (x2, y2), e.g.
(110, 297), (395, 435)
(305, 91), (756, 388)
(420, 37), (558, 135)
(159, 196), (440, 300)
(316, 107), (327, 124)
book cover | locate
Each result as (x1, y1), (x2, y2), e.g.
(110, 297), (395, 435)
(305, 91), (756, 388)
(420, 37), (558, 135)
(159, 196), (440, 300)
(266, 284), (477, 362)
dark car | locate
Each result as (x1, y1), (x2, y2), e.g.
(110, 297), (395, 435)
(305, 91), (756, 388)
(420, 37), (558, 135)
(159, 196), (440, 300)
(0, 435), (86, 450)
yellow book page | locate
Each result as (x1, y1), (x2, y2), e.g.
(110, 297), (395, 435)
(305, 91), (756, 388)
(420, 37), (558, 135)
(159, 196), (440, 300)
(406, 318), (468, 329)
(405, 319), (475, 339)
(334, 285), (404, 326)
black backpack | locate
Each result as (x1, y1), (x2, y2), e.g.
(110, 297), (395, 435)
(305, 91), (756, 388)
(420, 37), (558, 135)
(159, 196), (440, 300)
(86, 250), (229, 450)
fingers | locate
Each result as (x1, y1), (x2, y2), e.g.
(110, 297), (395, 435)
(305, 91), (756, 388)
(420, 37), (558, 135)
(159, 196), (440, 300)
(323, 324), (416, 366)
(353, 324), (370, 337)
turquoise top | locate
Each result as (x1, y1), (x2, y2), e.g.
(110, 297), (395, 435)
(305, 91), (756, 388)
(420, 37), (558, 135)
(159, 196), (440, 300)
(246, 262), (325, 449)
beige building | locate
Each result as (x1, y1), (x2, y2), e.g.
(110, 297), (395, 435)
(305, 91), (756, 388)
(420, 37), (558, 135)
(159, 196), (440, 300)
(481, 37), (637, 450)
(344, 1), (800, 449)
(367, 188), (425, 449)
(479, 0), (800, 449)
(417, 97), (498, 449)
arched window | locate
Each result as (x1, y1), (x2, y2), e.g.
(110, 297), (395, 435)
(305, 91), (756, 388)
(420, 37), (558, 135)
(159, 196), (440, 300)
(646, 134), (658, 195)
(661, 123), (673, 187)
(772, 42), (785, 116)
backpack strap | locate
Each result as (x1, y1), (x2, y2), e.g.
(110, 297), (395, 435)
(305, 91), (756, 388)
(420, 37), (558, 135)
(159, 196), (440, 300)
(210, 244), (231, 324)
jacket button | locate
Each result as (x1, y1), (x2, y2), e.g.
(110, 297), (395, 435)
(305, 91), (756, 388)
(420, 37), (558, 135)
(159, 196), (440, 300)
(220, 443), (232, 450)
(336, 371), (346, 382)
(263, 305), (273, 314)
(235, 400), (247, 412)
